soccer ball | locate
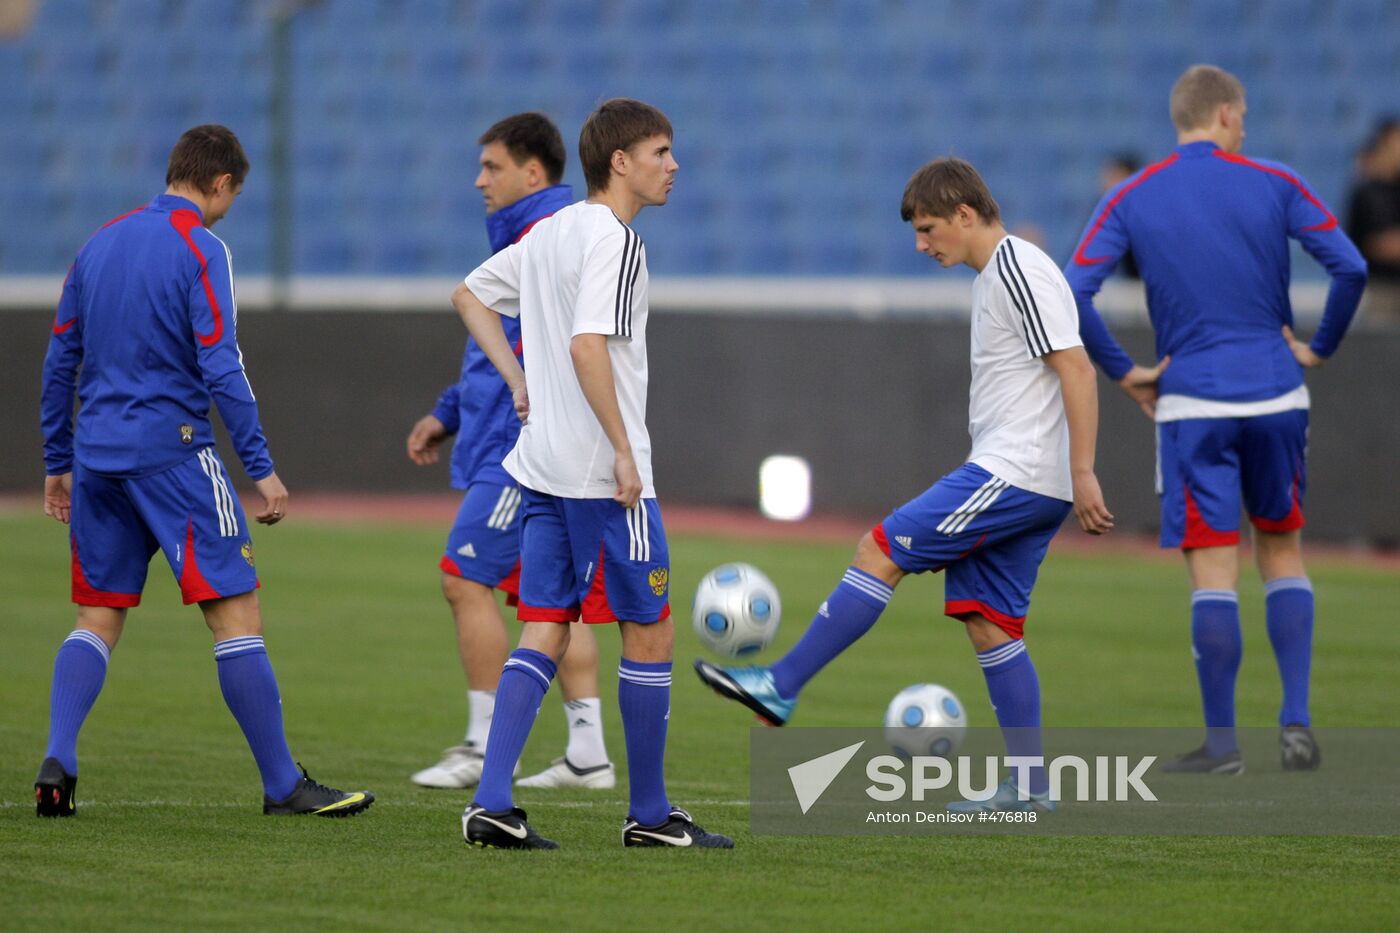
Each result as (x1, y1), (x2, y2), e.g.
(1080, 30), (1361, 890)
(691, 563), (782, 658)
(883, 684), (967, 759)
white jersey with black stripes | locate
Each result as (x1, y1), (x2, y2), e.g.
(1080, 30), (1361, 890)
(463, 201), (655, 499)
(964, 234), (1083, 502)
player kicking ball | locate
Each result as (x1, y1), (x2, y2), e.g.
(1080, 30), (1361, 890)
(453, 99), (732, 848)
(696, 158), (1113, 813)
(35, 125), (372, 818)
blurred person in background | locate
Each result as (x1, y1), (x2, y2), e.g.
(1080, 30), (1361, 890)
(406, 113), (616, 793)
(1346, 117), (1400, 319)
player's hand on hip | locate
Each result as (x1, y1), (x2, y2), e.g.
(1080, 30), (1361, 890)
(1118, 356), (1170, 419)
(43, 472), (72, 524)
(1072, 472), (1114, 535)
(253, 472), (289, 525)
(406, 413), (448, 465)
(613, 450), (643, 508)
(1282, 326), (1324, 368)
(512, 384), (530, 423)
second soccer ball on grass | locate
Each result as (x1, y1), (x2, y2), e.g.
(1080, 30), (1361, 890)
(691, 563), (782, 658)
(884, 684), (967, 759)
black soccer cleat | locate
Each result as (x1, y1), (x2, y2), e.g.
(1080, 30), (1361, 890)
(263, 765), (374, 817)
(622, 806), (735, 848)
(1280, 725), (1322, 771)
(463, 804), (559, 850)
(1161, 744), (1245, 775)
(35, 756), (77, 817)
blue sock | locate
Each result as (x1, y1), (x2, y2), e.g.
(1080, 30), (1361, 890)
(1265, 577), (1314, 728)
(214, 636), (301, 801)
(1191, 590), (1241, 756)
(770, 568), (893, 700)
(977, 640), (1047, 796)
(473, 648), (556, 813)
(45, 630), (111, 774)
(618, 659), (672, 826)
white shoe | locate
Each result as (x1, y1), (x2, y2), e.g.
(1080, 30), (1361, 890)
(412, 744), (521, 788)
(411, 745), (484, 789)
(516, 756), (616, 789)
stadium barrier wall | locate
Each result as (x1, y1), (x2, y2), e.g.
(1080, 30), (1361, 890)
(2, 306), (1396, 547)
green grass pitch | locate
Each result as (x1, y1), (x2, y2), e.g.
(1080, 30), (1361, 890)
(1, 508), (1397, 931)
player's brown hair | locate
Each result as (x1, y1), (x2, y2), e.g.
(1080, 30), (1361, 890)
(899, 157), (1001, 224)
(166, 124), (249, 194)
(1169, 65), (1245, 133)
(579, 98), (672, 195)
(479, 112), (566, 185)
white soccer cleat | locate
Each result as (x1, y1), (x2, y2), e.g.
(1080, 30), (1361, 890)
(516, 756), (616, 789)
(412, 744), (520, 788)
(411, 745), (485, 789)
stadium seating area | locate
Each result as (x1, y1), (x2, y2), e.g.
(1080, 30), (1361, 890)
(3, 0), (1398, 276)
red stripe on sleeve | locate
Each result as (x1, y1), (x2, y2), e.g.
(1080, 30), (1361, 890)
(1211, 150), (1338, 232)
(51, 264), (77, 334)
(169, 210), (225, 347)
(99, 206), (146, 230)
(1073, 153), (1180, 266)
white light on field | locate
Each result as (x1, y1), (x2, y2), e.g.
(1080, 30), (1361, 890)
(759, 455), (811, 522)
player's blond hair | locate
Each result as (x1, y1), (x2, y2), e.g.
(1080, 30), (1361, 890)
(900, 158), (1001, 224)
(1170, 65), (1245, 132)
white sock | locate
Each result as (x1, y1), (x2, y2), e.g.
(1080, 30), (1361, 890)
(563, 697), (608, 769)
(465, 689), (495, 750)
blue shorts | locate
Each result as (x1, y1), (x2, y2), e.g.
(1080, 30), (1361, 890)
(1157, 410), (1307, 550)
(69, 448), (259, 607)
(515, 488), (671, 625)
(439, 481), (521, 603)
(873, 463), (1071, 640)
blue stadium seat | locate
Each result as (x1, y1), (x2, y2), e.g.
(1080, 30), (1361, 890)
(178, 0), (254, 31)
(1337, 0), (1397, 31)
(467, 0), (534, 31)
(365, 232), (429, 274)
(111, 35), (178, 82)
(1185, 0), (1254, 29)
(31, 0), (94, 31)
(1, 231), (67, 272)
(297, 233), (356, 274)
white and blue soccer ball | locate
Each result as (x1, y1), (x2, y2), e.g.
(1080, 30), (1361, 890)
(691, 563), (782, 658)
(884, 684), (968, 759)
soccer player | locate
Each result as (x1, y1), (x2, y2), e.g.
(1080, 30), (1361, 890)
(1065, 65), (1367, 773)
(696, 158), (1114, 813)
(453, 98), (732, 848)
(406, 113), (615, 792)
(35, 125), (373, 818)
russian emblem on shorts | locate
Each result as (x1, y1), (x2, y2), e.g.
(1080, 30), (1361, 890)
(648, 567), (668, 597)
(241, 541), (255, 566)
(179, 423), (194, 444)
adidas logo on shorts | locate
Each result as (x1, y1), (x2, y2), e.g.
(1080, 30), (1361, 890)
(457, 543), (477, 558)
(895, 535), (913, 549)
